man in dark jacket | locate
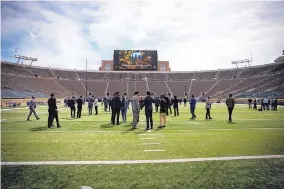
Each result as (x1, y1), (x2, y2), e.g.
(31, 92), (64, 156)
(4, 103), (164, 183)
(248, 98), (252, 109)
(68, 96), (76, 118)
(77, 96), (83, 118)
(274, 98), (278, 111)
(155, 97), (160, 113)
(158, 95), (167, 128)
(226, 94), (235, 122)
(141, 91), (155, 131)
(112, 92), (122, 125)
(164, 94), (171, 116)
(48, 93), (61, 128)
(172, 96), (179, 116)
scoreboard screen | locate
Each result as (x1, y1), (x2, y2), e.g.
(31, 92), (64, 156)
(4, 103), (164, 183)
(113, 50), (158, 70)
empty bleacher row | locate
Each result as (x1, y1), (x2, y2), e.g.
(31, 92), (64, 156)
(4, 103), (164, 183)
(1, 61), (284, 99)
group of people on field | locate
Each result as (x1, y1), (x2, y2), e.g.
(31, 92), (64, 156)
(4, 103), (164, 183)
(248, 97), (278, 111)
(26, 92), (238, 129)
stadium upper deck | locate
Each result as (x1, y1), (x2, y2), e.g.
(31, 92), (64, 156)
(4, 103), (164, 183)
(1, 61), (284, 99)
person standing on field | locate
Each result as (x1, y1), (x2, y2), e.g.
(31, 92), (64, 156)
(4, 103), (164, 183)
(88, 94), (94, 115)
(121, 93), (129, 123)
(48, 93), (61, 128)
(190, 95), (197, 119)
(77, 96), (83, 118)
(68, 96), (76, 118)
(172, 96), (179, 116)
(158, 95), (167, 128)
(140, 91), (155, 131)
(27, 96), (40, 121)
(226, 94), (235, 122)
(205, 97), (213, 120)
(131, 91), (140, 129)
(93, 96), (98, 115)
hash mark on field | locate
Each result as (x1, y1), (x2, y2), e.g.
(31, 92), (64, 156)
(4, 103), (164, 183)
(2, 155), (284, 165)
(142, 143), (160, 145)
(140, 138), (156, 140)
(144, 150), (165, 152)
(138, 133), (163, 136)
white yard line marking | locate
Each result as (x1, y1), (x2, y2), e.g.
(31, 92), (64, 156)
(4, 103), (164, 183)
(1, 119), (6, 122)
(2, 128), (284, 133)
(142, 143), (160, 145)
(139, 138), (156, 140)
(80, 186), (93, 189)
(138, 133), (163, 136)
(2, 155), (284, 165)
(144, 150), (165, 152)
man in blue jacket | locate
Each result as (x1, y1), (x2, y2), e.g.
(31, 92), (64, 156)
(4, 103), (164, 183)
(121, 93), (129, 123)
(190, 94), (197, 119)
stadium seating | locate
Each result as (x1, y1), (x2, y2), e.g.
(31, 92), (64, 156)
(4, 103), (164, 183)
(52, 69), (77, 80)
(56, 79), (85, 97)
(85, 81), (108, 98)
(28, 67), (54, 78)
(190, 80), (216, 97)
(1, 61), (283, 99)
(148, 82), (169, 96)
(1, 74), (69, 97)
(167, 81), (191, 98)
(1, 62), (32, 76)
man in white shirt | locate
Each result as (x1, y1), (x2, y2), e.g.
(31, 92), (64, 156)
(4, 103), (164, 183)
(94, 96), (98, 115)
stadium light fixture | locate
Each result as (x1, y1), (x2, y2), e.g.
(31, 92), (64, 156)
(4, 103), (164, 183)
(15, 55), (38, 66)
(231, 58), (252, 69)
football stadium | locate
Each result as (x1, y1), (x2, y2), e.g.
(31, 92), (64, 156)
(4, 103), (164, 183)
(1, 1), (284, 189)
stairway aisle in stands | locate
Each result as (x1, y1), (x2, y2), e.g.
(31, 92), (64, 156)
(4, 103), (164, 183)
(164, 81), (173, 96)
(52, 79), (72, 97)
(148, 82), (169, 96)
(167, 81), (191, 98)
(108, 82), (127, 94)
(146, 79), (150, 92)
(105, 81), (109, 97)
(86, 81), (108, 98)
(202, 79), (220, 98)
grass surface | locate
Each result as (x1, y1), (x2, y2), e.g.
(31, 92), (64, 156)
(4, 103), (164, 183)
(1, 103), (284, 188)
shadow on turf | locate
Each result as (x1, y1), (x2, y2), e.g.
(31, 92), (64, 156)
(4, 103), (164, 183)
(228, 122), (236, 124)
(29, 126), (48, 131)
(61, 117), (76, 120)
(100, 123), (115, 129)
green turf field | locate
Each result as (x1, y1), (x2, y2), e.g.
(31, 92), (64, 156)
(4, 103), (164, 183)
(1, 103), (284, 189)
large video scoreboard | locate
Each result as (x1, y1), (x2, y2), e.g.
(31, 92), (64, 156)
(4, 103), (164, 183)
(113, 50), (158, 71)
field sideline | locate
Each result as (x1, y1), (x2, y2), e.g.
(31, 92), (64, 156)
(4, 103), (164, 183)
(1, 103), (284, 189)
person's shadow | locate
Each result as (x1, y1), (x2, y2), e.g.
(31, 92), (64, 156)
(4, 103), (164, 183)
(228, 122), (236, 124)
(100, 123), (114, 129)
(29, 126), (48, 131)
